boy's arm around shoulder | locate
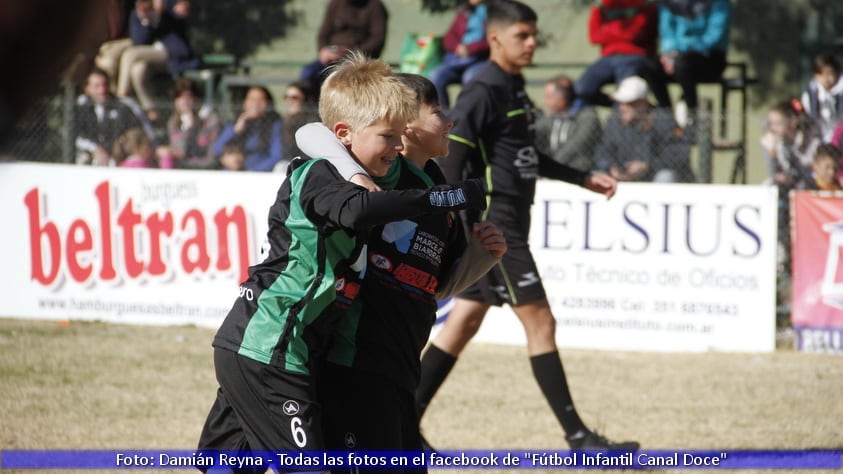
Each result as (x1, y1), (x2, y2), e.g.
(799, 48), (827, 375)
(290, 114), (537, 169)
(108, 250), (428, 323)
(297, 159), (488, 232)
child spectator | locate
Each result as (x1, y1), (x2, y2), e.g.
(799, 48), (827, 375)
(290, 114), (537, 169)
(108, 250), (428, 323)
(760, 99), (821, 190)
(218, 142), (245, 171)
(801, 54), (843, 142)
(809, 143), (843, 191)
(112, 127), (163, 168)
(196, 52), (487, 463)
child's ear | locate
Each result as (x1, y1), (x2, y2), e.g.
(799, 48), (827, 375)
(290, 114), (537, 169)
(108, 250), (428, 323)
(403, 126), (416, 141)
(334, 122), (352, 146)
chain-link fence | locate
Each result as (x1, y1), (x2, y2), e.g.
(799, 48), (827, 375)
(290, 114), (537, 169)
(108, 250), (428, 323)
(0, 74), (797, 329)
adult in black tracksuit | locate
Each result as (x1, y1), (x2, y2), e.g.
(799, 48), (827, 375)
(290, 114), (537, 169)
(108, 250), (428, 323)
(415, 0), (640, 451)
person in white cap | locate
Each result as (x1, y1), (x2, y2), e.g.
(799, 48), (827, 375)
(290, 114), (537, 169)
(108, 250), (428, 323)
(594, 76), (695, 182)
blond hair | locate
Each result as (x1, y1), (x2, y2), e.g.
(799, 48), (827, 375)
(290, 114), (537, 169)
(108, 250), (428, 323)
(319, 50), (417, 132)
(112, 127), (150, 162)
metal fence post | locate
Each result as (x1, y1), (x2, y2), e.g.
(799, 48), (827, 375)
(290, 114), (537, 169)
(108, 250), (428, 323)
(696, 97), (713, 183)
(62, 81), (75, 164)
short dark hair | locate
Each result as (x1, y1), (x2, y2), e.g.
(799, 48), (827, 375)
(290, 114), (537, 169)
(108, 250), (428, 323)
(487, 0), (537, 27)
(395, 73), (440, 107)
(813, 54), (841, 76)
(172, 77), (200, 99)
(816, 143), (842, 163)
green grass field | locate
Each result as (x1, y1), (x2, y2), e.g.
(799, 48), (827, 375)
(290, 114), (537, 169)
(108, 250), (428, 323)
(1, 317), (841, 473)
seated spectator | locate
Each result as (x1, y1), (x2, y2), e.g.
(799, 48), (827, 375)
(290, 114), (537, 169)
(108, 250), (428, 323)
(427, 0), (489, 110)
(575, 0), (670, 108)
(112, 126), (164, 168)
(117, 0), (202, 120)
(213, 86), (283, 172)
(218, 142), (246, 171)
(594, 76), (693, 182)
(659, 0), (731, 126)
(156, 77), (222, 169)
(534, 75), (602, 172)
(300, 0), (388, 92)
(94, 0), (135, 90)
(808, 143), (843, 191)
(801, 54), (843, 143)
(279, 80), (320, 171)
(760, 99), (821, 191)
(75, 68), (157, 166)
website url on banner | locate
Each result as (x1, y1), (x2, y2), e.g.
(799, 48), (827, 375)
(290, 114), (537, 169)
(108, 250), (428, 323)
(37, 297), (225, 319)
(1, 450), (841, 470)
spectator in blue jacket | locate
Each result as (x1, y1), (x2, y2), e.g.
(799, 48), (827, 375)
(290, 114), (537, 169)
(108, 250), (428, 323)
(659, 0), (731, 122)
(427, 0), (489, 110)
(117, 0), (201, 120)
(213, 86), (283, 172)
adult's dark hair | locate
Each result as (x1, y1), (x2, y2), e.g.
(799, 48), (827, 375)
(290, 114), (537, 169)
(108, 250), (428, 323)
(396, 73), (440, 107)
(287, 79), (318, 104)
(486, 0), (537, 26)
(232, 86), (280, 154)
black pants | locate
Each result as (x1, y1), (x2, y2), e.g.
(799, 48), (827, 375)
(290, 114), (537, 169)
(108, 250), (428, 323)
(671, 50), (727, 110)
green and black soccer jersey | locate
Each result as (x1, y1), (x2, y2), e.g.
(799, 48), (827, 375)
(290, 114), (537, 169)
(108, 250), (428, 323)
(212, 157), (485, 375)
(324, 157), (467, 393)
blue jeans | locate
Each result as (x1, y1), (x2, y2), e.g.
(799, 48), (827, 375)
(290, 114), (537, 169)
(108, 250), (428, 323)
(575, 54), (671, 108)
(428, 53), (488, 109)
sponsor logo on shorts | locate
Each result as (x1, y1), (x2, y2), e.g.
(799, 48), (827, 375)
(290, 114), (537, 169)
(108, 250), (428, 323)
(282, 400), (300, 416)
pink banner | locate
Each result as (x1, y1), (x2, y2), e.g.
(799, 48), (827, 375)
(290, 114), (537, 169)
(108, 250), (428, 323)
(791, 191), (843, 353)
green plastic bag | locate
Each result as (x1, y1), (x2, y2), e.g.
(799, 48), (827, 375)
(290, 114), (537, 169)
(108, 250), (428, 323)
(399, 34), (443, 77)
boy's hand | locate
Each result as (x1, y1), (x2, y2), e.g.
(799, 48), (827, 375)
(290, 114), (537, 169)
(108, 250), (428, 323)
(584, 171), (617, 199)
(471, 222), (507, 258)
(350, 173), (381, 191)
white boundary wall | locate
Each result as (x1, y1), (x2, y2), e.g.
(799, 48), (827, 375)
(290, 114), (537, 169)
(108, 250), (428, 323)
(1, 163), (778, 352)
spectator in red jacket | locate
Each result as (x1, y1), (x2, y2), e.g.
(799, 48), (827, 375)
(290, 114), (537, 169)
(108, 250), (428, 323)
(574, 0), (670, 108)
(428, 0), (489, 110)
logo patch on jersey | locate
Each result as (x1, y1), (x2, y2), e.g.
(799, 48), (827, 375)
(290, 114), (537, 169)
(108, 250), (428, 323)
(410, 231), (445, 266)
(335, 277), (346, 292)
(381, 220), (418, 253)
(514, 146), (539, 179)
(394, 263), (438, 294)
(369, 253), (393, 271)
(344, 432), (357, 448)
(282, 400), (300, 416)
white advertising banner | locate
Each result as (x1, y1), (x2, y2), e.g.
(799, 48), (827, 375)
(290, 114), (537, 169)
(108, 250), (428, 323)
(457, 180), (780, 352)
(0, 162), (280, 328)
(1, 164), (779, 352)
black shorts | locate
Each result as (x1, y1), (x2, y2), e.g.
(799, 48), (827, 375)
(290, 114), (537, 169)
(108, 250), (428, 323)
(459, 194), (546, 306)
(318, 362), (426, 474)
(197, 348), (324, 472)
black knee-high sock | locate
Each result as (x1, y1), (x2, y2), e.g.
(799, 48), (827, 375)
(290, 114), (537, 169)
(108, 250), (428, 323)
(415, 344), (457, 419)
(530, 351), (588, 436)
